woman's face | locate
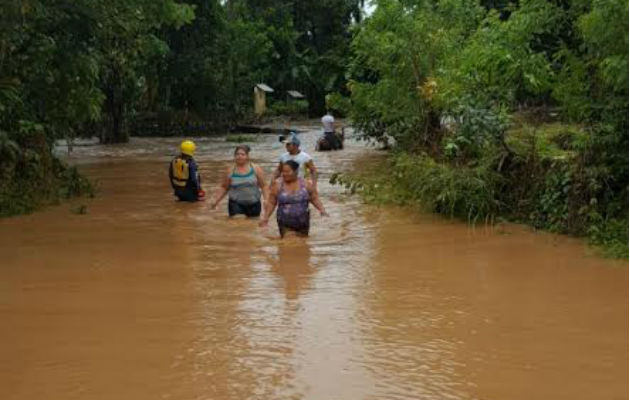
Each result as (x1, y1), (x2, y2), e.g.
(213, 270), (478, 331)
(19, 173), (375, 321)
(281, 164), (298, 181)
(234, 149), (249, 165)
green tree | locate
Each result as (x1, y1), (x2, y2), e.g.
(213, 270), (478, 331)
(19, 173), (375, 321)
(226, 0), (364, 116)
(95, 0), (194, 143)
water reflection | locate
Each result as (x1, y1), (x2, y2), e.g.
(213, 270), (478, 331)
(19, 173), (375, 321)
(272, 239), (314, 300)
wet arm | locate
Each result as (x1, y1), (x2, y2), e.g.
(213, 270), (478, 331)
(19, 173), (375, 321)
(307, 182), (327, 215)
(306, 160), (318, 188)
(269, 162), (282, 187)
(261, 183), (278, 222)
(255, 166), (269, 202)
(213, 168), (231, 208)
(189, 161), (200, 191)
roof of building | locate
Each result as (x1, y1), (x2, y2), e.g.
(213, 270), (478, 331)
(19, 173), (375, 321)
(287, 90), (305, 98)
(255, 83), (274, 92)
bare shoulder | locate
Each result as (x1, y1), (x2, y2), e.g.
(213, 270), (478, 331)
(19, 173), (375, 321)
(253, 164), (265, 175)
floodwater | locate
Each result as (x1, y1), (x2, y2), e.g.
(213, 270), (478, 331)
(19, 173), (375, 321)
(1, 123), (627, 400)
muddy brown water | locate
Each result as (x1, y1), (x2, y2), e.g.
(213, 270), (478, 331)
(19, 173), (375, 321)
(1, 123), (627, 400)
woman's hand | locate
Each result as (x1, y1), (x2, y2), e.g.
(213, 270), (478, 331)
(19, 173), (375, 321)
(210, 201), (218, 210)
(259, 218), (269, 227)
(320, 210), (329, 217)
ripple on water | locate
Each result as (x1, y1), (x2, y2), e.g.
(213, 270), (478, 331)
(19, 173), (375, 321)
(3, 126), (627, 400)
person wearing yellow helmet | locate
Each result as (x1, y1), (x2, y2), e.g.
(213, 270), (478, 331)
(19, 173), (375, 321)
(169, 140), (203, 202)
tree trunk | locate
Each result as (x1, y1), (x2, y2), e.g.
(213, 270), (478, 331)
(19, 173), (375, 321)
(101, 66), (128, 144)
(307, 85), (326, 117)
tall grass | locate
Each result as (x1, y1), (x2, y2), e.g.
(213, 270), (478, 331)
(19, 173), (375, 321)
(332, 126), (627, 258)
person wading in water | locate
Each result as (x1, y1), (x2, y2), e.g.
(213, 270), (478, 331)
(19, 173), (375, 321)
(260, 160), (328, 237)
(169, 140), (204, 202)
(271, 132), (318, 190)
(318, 110), (343, 150)
(212, 145), (267, 217)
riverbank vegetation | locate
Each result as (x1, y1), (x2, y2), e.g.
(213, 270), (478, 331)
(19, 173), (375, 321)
(331, 0), (628, 257)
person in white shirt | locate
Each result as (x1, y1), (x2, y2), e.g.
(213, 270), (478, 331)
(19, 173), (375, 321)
(271, 132), (318, 189)
(322, 111), (335, 133)
(319, 111), (342, 150)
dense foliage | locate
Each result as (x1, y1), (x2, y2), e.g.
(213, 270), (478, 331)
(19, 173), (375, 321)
(337, 0), (628, 256)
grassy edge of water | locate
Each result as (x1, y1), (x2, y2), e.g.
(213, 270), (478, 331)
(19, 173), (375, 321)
(225, 134), (261, 143)
(332, 149), (628, 259)
(0, 156), (94, 218)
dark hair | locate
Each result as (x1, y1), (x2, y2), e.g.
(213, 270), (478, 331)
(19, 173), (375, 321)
(283, 160), (300, 172)
(234, 145), (250, 155)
